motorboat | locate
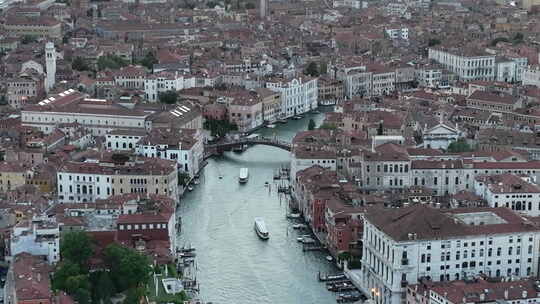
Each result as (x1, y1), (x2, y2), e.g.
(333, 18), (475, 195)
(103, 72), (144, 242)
(292, 223), (308, 230)
(254, 217), (269, 240)
(187, 186), (194, 191)
(239, 168), (249, 183)
(287, 213), (301, 219)
(301, 237), (316, 244)
(193, 179), (200, 185)
(266, 124), (276, 128)
(326, 256), (334, 262)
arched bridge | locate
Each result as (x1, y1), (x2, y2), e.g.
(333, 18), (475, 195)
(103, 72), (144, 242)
(204, 136), (292, 159)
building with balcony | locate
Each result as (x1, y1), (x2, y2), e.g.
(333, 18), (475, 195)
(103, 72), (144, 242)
(358, 205), (540, 304)
(428, 47), (495, 82)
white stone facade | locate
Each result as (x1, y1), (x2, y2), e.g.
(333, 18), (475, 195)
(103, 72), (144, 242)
(144, 73), (192, 103)
(56, 160), (178, 203)
(385, 27), (409, 40)
(359, 208), (540, 304)
(422, 123), (460, 150)
(45, 42), (56, 93)
(428, 48), (495, 82)
(523, 65), (540, 88)
(266, 77), (318, 118)
(10, 218), (60, 264)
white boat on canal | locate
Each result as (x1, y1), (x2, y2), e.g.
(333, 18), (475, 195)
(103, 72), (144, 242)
(239, 168), (249, 183)
(254, 217), (269, 240)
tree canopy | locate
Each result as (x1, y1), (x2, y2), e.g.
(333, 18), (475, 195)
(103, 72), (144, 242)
(428, 38), (441, 47)
(104, 244), (152, 291)
(203, 118), (238, 138)
(97, 54), (129, 71)
(60, 231), (94, 267)
(319, 123), (337, 130)
(304, 61), (319, 77)
(158, 90), (178, 104)
(53, 232), (94, 304)
(308, 118), (316, 130)
(139, 51), (158, 70)
(72, 57), (90, 71)
(447, 138), (472, 153)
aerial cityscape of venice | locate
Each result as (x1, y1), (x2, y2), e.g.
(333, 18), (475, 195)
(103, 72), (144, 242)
(0, 0), (540, 302)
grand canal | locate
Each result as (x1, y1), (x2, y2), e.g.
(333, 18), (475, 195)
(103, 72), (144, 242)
(177, 110), (338, 304)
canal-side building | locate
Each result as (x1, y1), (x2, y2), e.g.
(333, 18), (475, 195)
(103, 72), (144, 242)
(358, 205), (540, 304)
(115, 194), (177, 256)
(406, 277), (540, 304)
(135, 128), (204, 178)
(265, 76), (318, 119)
(290, 130), (341, 180)
(56, 156), (178, 203)
(293, 166), (339, 231)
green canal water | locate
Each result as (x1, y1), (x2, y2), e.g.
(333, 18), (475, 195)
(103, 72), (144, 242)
(177, 109), (340, 304)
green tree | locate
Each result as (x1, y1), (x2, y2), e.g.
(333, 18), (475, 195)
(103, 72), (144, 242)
(104, 244), (152, 291)
(61, 231), (94, 268)
(158, 90), (178, 104)
(139, 51), (158, 70)
(52, 260), (81, 291)
(307, 118), (316, 130)
(319, 123), (337, 130)
(178, 171), (190, 186)
(65, 275), (91, 294)
(377, 122), (384, 135)
(97, 54), (129, 71)
(447, 138), (472, 153)
(304, 61), (319, 77)
(21, 35), (37, 44)
(72, 56), (89, 71)
(203, 118), (238, 137)
(513, 32), (524, 44)
(428, 38), (441, 47)
(124, 287), (144, 304)
(93, 271), (115, 302)
(73, 288), (91, 304)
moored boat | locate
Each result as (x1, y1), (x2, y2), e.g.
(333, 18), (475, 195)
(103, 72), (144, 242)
(287, 212), (301, 219)
(239, 168), (249, 183)
(254, 217), (269, 240)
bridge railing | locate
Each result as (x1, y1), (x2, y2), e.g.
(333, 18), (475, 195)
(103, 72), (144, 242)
(205, 136), (292, 149)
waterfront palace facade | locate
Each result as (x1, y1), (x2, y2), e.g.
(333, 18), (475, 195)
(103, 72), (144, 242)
(359, 205), (540, 304)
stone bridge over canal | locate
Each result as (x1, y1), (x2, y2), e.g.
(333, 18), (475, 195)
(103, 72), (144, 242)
(204, 136), (292, 159)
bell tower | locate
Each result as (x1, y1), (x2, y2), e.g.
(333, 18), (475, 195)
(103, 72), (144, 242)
(45, 42), (56, 93)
